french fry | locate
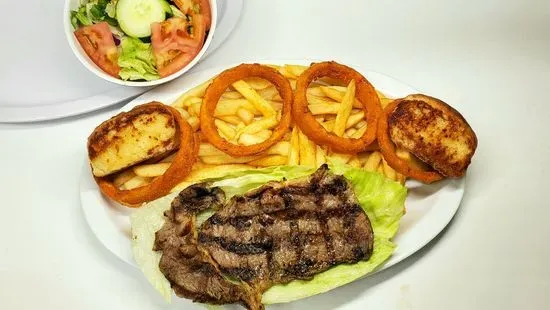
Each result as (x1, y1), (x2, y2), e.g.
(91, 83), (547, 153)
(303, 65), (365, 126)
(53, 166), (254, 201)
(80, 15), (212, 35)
(188, 116), (200, 131)
(189, 101), (202, 116)
(350, 123), (367, 138)
(320, 86), (362, 108)
(321, 120), (333, 131)
(255, 130), (272, 140)
(307, 94), (338, 105)
(172, 79), (212, 107)
(257, 86), (279, 101)
(377, 164), (384, 174)
(328, 151), (352, 165)
(215, 119), (236, 139)
(333, 80), (356, 136)
(396, 173), (406, 184)
(199, 141), (289, 157)
(215, 99), (258, 117)
(284, 64), (308, 77)
(243, 77), (272, 90)
(183, 97), (203, 109)
(267, 141), (290, 155)
(218, 115), (242, 126)
(288, 126), (300, 165)
(133, 162), (171, 177)
(270, 101), (283, 111)
(121, 175), (151, 190)
(396, 148), (411, 161)
(235, 116), (278, 139)
(201, 153), (262, 165)
(345, 128), (357, 138)
(175, 107), (191, 119)
(364, 151), (382, 171)
(113, 169), (136, 187)
(289, 79), (297, 90)
(159, 153), (177, 163)
(347, 112), (365, 128)
(221, 91), (244, 99)
(237, 108), (254, 124)
(171, 164), (253, 193)
(308, 103), (341, 115)
(354, 120), (367, 130)
(377, 90), (393, 108)
(357, 152), (371, 166)
(307, 87), (325, 97)
(248, 155), (288, 167)
(298, 129), (316, 167)
(382, 159), (397, 180)
(348, 157), (362, 168)
(283, 131), (292, 141)
(277, 66), (297, 79)
(316, 145), (327, 166)
(199, 143), (226, 156)
(232, 80), (277, 117)
(239, 133), (267, 145)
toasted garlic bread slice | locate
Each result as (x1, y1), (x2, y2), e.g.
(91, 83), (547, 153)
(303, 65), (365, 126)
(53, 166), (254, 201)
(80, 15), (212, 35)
(388, 94), (477, 177)
(88, 103), (178, 177)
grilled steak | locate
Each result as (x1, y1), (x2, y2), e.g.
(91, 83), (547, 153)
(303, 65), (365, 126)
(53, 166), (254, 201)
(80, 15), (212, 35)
(154, 184), (261, 309)
(154, 165), (374, 309)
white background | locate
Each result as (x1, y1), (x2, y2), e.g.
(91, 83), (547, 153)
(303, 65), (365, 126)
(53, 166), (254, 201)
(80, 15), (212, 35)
(1, 0), (549, 309)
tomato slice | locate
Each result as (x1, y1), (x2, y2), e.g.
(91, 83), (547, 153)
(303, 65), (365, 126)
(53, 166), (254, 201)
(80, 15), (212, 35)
(173, 0), (212, 30)
(198, 0), (212, 30)
(151, 14), (206, 78)
(74, 22), (120, 78)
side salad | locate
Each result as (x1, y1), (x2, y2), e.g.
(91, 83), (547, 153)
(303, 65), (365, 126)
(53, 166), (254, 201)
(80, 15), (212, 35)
(70, 0), (212, 81)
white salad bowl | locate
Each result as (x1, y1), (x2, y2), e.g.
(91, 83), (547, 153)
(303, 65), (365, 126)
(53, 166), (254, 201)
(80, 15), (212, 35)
(64, 0), (218, 87)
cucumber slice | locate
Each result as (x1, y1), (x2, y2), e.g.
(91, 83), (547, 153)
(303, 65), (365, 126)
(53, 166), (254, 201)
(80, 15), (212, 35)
(116, 0), (166, 38)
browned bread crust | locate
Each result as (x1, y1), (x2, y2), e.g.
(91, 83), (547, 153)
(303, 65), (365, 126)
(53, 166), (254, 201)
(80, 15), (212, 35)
(388, 94), (477, 177)
(88, 103), (179, 177)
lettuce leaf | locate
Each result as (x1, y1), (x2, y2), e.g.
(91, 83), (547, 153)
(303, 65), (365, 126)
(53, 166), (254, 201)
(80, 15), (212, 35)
(211, 165), (315, 197)
(130, 165), (406, 304)
(118, 37), (159, 81)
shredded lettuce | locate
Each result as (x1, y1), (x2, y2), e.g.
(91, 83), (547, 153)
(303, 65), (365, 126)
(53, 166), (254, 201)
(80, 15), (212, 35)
(131, 165), (406, 304)
(118, 37), (159, 81)
(71, 7), (92, 29)
(71, 0), (117, 29)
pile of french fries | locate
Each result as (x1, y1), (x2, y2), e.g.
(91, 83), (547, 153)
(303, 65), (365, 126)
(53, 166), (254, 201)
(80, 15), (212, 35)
(114, 64), (408, 191)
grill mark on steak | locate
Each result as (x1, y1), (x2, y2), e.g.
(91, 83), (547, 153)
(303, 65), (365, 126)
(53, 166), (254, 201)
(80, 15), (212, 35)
(199, 165), (374, 287)
(154, 165), (374, 310)
(198, 234), (274, 255)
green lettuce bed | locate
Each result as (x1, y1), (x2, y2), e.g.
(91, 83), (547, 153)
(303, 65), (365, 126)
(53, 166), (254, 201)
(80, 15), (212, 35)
(130, 164), (407, 305)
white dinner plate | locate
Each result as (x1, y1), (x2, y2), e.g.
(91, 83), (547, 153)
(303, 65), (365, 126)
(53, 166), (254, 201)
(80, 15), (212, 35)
(79, 59), (465, 305)
(0, 0), (243, 123)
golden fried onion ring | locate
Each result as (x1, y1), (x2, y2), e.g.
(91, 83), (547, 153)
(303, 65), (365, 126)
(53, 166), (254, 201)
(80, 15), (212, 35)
(377, 99), (443, 183)
(95, 102), (199, 207)
(293, 61), (382, 153)
(200, 64), (293, 156)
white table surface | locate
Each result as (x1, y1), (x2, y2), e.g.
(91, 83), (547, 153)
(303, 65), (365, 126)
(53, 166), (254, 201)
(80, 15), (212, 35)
(1, 0), (549, 309)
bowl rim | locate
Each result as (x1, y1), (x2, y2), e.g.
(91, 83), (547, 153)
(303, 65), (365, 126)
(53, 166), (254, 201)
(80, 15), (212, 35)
(63, 0), (218, 87)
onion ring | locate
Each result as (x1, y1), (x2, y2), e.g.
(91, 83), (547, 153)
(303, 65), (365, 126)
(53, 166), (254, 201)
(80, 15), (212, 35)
(377, 99), (443, 183)
(200, 64), (293, 156)
(293, 61), (382, 153)
(95, 102), (199, 207)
